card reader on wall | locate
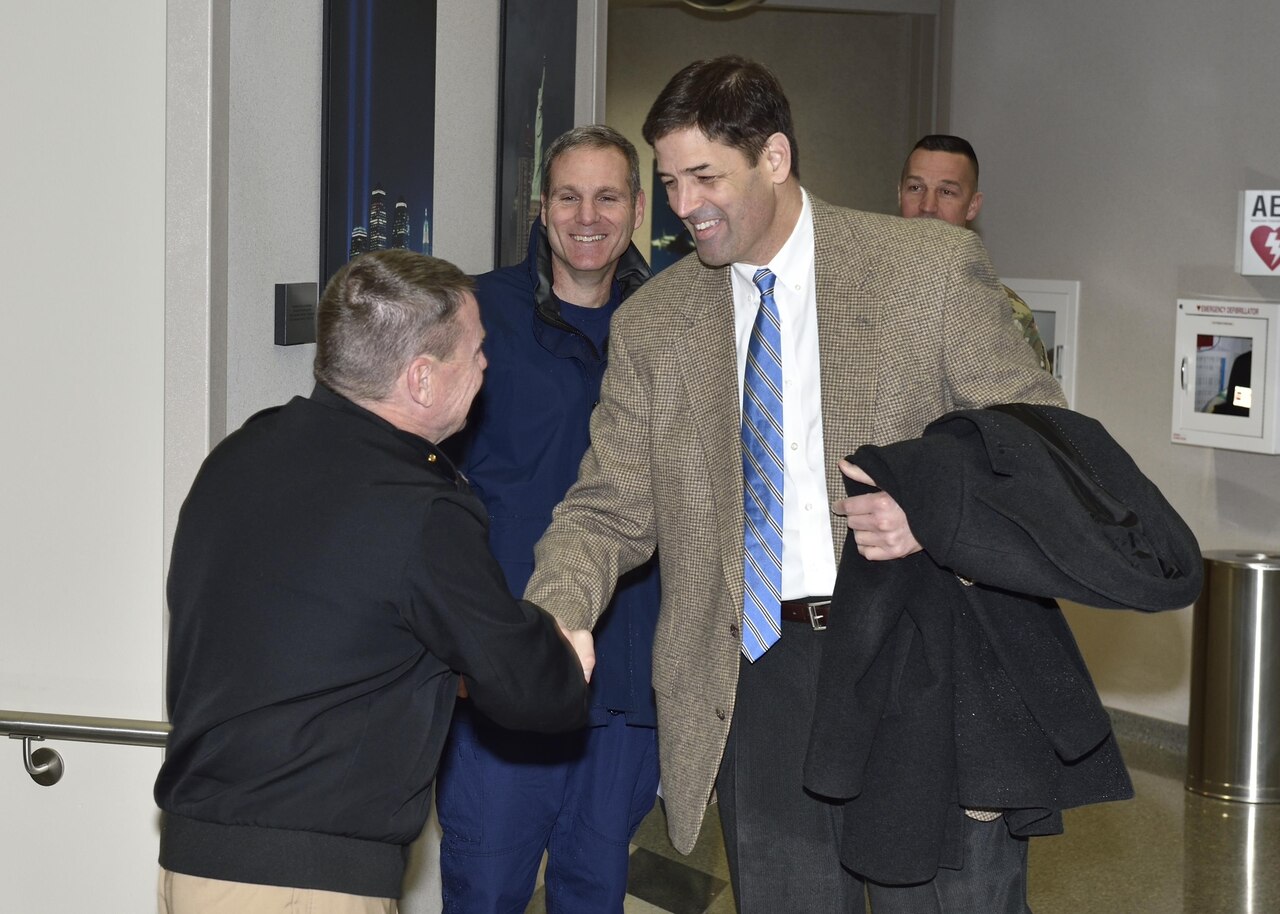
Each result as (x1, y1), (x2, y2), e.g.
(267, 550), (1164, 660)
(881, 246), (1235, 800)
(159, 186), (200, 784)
(1171, 298), (1280, 454)
(275, 282), (317, 346)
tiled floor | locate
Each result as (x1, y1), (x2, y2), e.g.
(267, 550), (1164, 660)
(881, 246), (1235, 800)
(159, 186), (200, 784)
(524, 735), (1280, 913)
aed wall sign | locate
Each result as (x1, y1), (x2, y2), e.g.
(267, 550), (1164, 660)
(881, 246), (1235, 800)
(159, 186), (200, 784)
(1241, 190), (1280, 276)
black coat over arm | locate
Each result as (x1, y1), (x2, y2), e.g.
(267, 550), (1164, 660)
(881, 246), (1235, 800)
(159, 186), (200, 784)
(804, 404), (1202, 886)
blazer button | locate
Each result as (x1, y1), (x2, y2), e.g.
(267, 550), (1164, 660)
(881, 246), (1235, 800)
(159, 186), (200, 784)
(715, 707), (726, 721)
(729, 623), (740, 639)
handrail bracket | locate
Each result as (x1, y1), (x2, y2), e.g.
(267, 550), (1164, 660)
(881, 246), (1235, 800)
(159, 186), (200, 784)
(10, 734), (65, 787)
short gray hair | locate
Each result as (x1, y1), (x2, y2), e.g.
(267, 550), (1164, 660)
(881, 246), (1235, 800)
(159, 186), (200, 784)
(314, 249), (474, 402)
(541, 125), (642, 203)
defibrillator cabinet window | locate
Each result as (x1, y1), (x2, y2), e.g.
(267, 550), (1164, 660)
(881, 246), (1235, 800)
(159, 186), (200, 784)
(1195, 335), (1252, 416)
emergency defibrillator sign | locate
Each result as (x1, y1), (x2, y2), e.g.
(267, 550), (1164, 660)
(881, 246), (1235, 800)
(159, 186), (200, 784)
(1241, 190), (1280, 276)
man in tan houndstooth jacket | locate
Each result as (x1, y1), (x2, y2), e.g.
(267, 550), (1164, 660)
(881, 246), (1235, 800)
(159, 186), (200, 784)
(527, 56), (1065, 914)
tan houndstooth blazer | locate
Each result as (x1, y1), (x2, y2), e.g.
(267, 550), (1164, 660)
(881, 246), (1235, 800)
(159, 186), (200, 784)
(525, 195), (1066, 855)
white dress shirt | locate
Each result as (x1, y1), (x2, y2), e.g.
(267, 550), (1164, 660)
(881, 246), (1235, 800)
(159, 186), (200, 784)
(731, 190), (837, 600)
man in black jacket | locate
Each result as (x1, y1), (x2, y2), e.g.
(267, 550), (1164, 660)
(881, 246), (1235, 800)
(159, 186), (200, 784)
(154, 250), (593, 914)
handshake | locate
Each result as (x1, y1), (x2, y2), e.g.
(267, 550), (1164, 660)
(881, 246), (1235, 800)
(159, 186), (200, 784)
(557, 623), (595, 682)
(458, 620), (594, 700)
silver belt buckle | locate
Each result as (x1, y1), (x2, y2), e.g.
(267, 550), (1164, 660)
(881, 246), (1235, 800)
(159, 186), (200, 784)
(807, 600), (831, 631)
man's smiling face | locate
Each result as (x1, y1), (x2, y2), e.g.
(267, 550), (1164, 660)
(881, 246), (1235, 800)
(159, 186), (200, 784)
(541, 145), (643, 285)
(654, 126), (790, 268)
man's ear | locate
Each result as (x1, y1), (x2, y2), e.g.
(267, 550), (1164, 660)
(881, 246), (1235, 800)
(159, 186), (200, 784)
(633, 189), (646, 231)
(407, 355), (435, 409)
(966, 191), (984, 223)
(540, 196), (548, 227)
(762, 132), (793, 185)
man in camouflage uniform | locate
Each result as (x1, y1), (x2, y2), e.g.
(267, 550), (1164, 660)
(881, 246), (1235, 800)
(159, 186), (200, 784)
(899, 134), (1051, 372)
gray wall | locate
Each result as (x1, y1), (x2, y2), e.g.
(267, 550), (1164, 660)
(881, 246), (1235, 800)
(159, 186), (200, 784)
(225, 4), (321, 431)
(4, 4), (165, 908)
(606, 6), (927, 253)
(949, 0), (1280, 724)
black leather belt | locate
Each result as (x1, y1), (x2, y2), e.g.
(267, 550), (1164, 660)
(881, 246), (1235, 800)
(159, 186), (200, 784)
(780, 597), (831, 630)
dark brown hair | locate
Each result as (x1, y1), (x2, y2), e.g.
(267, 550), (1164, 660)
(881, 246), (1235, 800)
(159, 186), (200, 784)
(642, 56), (800, 179)
(905, 134), (980, 183)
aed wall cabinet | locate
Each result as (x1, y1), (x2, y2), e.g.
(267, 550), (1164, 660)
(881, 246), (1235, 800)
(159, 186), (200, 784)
(1171, 299), (1280, 454)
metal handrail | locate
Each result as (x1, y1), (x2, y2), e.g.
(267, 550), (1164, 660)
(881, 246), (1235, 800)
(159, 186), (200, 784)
(0, 709), (170, 749)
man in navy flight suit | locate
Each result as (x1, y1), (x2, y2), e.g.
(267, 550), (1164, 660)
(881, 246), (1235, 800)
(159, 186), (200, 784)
(435, 125), (661, 913)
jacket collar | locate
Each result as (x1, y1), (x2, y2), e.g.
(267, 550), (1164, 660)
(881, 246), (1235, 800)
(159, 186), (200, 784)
(308, 383), (463, 484)
(525, 220), (652, 361)
(527, 220), (652, 320)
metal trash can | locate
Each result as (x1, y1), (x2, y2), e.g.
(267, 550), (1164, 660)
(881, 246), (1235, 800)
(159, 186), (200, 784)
(1186, 550), (1280, 802)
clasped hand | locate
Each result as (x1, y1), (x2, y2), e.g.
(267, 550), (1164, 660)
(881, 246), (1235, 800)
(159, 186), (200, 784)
(831, 459), (921, 560)
(557, 622), (595, 683)
(458, 622), (595, 698)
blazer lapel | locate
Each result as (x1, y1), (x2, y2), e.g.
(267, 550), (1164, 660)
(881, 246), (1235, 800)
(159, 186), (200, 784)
(675, 266), (748, 609)
(812, 198), (882, 536)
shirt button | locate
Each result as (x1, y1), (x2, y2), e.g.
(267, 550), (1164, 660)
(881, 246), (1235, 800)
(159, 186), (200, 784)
(804, 502), (813, 511)
(790, 442), (799, 451)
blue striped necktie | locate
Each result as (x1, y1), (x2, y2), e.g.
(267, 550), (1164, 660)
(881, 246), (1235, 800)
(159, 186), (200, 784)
(740, 268), (784, 661)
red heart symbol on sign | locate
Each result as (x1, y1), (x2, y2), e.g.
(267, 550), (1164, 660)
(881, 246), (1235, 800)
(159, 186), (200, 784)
(1250, 225), (1280, 271)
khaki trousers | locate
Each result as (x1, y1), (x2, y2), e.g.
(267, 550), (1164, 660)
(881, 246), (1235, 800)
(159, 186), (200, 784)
(158, 869), (396, 914)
